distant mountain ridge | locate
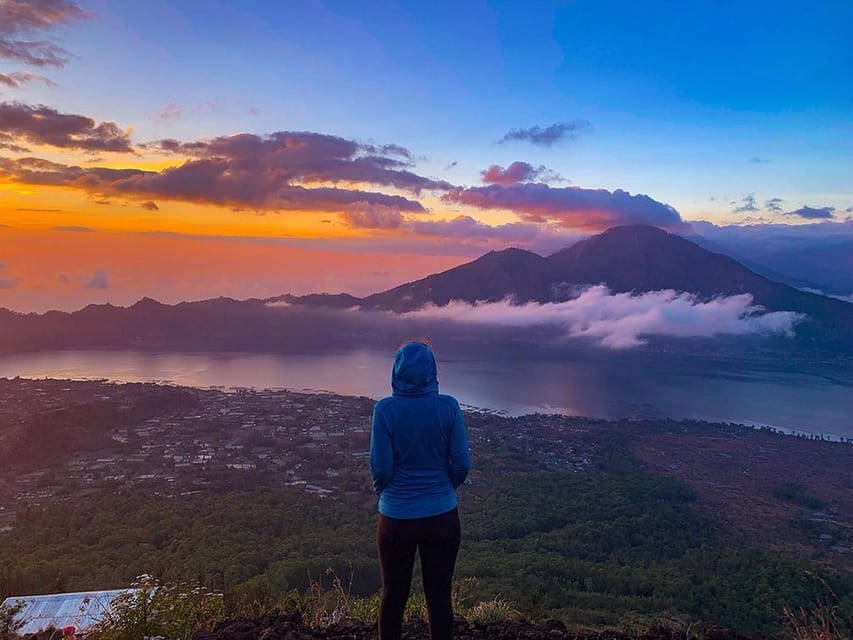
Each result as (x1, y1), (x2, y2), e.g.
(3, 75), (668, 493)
(361, 247), (553, 310)
(1, 225), (851, 354)
(684, 220), (853, 298)
(363, 225), (850, 322)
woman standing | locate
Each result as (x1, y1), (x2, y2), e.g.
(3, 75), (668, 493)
(370, 341), (471, 640)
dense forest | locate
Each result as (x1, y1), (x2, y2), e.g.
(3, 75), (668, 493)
(2, 451), (850, 634)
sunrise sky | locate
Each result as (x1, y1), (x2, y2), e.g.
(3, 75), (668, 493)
(0, 0), (851, 312)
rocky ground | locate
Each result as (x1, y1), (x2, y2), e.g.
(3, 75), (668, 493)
(191, 613), (769, 640)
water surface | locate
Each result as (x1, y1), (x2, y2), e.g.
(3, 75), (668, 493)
(0, 349), (850, 439)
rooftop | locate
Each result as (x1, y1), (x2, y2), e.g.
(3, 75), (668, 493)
(3, 589), (133, 634)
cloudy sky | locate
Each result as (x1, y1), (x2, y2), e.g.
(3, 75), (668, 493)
(0, 0), (851, 312)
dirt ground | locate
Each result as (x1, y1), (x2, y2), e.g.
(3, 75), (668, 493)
(191, 613), (768, 640)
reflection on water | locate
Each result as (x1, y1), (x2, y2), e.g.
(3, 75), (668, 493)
(0, 349), (850, 438)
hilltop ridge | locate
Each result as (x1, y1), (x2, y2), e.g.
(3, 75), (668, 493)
(192, 612), (767, 640)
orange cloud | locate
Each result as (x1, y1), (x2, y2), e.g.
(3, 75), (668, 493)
(442, 183), (684, 231)
(0, 132), (437, 213)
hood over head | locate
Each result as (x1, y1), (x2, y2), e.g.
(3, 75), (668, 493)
(391, 342), (438, 396)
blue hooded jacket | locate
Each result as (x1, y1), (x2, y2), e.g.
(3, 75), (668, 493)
(370, 342), (471, 519)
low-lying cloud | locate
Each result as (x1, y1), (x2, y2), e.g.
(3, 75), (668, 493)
(399, 285), (805, 349)
(799, 287), (853, 304)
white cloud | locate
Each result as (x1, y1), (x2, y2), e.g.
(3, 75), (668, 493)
(399, 285), (805, 349)
(798, 288), (853, 304)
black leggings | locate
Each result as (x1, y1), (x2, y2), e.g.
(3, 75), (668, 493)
(376, 508), (461, 640)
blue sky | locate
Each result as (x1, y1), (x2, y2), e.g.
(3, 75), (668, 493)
(25, 0), (848, 221)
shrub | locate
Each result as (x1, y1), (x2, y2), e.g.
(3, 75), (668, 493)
(451, 577), (479, 613)
(772, 482), (826, 510)
(781, 575), (851, 640)
(282, 567), (355, 627)
(87, 575), (223, 640)
(0, 600), (25, 640)
(466, 599), (518, 624)
(347, 593), (380, 624)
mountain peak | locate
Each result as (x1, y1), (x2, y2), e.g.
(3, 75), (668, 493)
(362, 247), (549, 311)
(273, 293), (363, 309)
(550, 224), (682, 256)
(358, 225), (851, 349)
(601, 224), (671, 236)
(132, 296), (165, 308)
(547, 224), (750, 295)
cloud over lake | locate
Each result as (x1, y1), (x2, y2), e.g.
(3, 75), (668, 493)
(398, 285), (805, 349)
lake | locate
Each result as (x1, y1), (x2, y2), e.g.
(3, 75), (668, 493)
(0, 349), (850, 439)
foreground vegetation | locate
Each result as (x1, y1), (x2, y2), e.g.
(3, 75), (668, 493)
(2, 447), (851, 635)
(3, 570), (850, 640)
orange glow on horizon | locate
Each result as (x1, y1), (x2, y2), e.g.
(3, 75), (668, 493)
(1, 176), (535, 244)
(0, 226), (470, 314)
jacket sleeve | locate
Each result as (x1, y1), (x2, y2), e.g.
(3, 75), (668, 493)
(369, 404), (393, 495)
(448, 404), (471, 489)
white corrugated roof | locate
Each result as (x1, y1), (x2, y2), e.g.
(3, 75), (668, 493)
(2, 589), (133, 634)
